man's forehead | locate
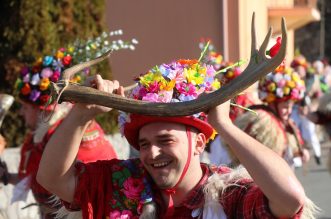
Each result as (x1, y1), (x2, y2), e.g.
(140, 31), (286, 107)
(139, 122), (186, 137)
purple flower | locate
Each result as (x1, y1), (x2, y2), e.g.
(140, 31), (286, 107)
(30, 74), (40, 86)
(52, 59), (64, 72)
(29, 89), (41, 102)
(21, 67), (29, 77)
(23, 74), (30, 83)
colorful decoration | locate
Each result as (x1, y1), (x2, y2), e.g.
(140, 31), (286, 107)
(118, 56), (221, 141)
(258, 65), (306, 103)
(16, 30), (138, 107)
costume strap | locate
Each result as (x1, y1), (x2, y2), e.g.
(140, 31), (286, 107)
(163, 126), (192, 218)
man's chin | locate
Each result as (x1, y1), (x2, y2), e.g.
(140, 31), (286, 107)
(152, 176), (176, 189)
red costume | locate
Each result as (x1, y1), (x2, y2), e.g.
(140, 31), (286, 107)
(18, 120), (117, 218)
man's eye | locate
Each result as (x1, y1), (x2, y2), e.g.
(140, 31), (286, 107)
(161, 140), (174, 145)
(139, 143), (149, 150)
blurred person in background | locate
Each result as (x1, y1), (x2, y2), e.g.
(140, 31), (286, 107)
(229, 63), (311, 169)
(307, 92), (331, 175)
(198, 40), (259, 166)
(0, 46), (118, 219)
(290, 55), (322, 165)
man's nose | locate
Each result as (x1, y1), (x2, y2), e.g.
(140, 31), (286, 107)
(149, 144), (162, 159)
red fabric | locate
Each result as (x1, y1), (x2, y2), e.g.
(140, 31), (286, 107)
(155, 164), (303, 219)
(230, 94), (256, 121)
(18, 120), (117, 218)
(67, 160), (303, 219)
(124, 114), (214, 150)
(77, 120), (117, 162)
(65, 159), (152, 219)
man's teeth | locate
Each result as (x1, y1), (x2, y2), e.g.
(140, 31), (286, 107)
(153, 162), (169, 167)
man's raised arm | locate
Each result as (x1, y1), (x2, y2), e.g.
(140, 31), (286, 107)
(36, 76), (122, 202)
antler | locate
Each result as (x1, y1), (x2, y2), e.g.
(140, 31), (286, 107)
(52, 13), (287, 116)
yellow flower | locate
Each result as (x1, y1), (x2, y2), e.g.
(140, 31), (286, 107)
(286, 80), (296, 88)
(267, 82), (276, 92)
(211, 80), (221, 90)
(34, 57), (42, 66)
(283, 86), (291, 95)
(185, 68), (205, 85)
(285, 68), (292, 74)
(160, 79), (176, 91)
(68, 46), (75, 53)
(291, 73), (300, 82)
(70, 75), (82, 84)
(39, 78), (50, 91)
(56, 50), (64, 59)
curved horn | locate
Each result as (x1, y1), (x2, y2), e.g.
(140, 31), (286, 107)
(53, 13), (287, 117)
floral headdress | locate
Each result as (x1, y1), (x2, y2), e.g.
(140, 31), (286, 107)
(15, 30), (138, 107)
(258, 65), (306, 103)
(199, 38), (223, 70)
(119, 55), (221, 144)
(199, 40), (243, 84)
(290, 54), (308, 70)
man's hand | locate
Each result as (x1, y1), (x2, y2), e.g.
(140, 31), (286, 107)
(72, 74), (124, 120)
(207, 100), (232, 129)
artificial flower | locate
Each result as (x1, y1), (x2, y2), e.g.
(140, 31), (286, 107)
(30, 74), (40, 86)
(269, 37), (281, 57)
(62, 55), (72, 66)
(21, 67), (29, 77)
(39, 78), (50, 91)
(21, 83), (31, 95)
(39, 94), (51, 105)
(41, 68), (53, 78)
(29, 89), (41, 102)
(43, 56), (54, 66)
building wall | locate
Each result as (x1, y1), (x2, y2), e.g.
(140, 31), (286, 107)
(106, 0), (223, 86)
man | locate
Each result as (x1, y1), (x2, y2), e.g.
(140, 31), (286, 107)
(0, 47), (117, 219)
(233, 65), (311, 169)
(37, 57), (314, 218)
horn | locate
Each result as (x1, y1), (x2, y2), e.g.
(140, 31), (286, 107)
(52, 13), (287, 117)
(0, 94), (14, 128)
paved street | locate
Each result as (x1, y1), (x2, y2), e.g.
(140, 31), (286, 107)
(295, 142), (331, 218)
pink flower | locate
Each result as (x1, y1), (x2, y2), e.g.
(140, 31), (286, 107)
(147, 81), (159, 93)
(122, 177), (144, 201)
(157, 90), (173, 102)
(176, 83), (197, 96)
(291, 88), (300, 100)
(41, 67), (53, 78)
(142, 93), (159, 102)
(109, 210), (133, 219)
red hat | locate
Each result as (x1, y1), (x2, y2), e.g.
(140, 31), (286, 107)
(119, 59), (219, 150)
(123, 114), (214, 150)
(77, 120), (117, 162)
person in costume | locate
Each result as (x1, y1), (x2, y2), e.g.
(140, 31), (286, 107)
(233, 64), (311, 169)
(199, 40), (259, 166)
(36, 53), (319, 218)
(0, 47), (118, 219)
(290, 55), (322, 165)
(307, 92), (331, 174)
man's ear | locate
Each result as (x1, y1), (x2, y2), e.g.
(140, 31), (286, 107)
(194, 133), (206, 155)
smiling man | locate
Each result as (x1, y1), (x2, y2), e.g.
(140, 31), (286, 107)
(36, 58), (318, 219)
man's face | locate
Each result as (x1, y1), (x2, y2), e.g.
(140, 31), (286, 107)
(19, 102), (40, 130)
(276, 101), (294, 121)
(138, 122), (190, 189)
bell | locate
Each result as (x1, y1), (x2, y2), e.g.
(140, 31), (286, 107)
(0, 94), (14, 128)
